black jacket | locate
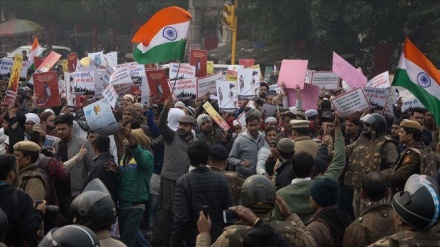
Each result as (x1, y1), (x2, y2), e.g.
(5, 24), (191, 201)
(171, 166), (234, 247)
(275, 159), (294, 190)
(0, 183), (43, 247)
(85, 152), (118, 205)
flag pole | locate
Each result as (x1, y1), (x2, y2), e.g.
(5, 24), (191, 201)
(382, 88), (393, 115)
(171, 61), (182, 92)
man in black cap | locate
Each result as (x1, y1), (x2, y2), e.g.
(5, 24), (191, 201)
(274, 138), (295, 190)
(154, 97), (198, 247)
(209, 144), (244, 205)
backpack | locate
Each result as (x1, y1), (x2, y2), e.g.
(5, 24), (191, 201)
(407, 146), (437, 178)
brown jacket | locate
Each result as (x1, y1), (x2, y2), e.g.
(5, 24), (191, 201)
(16, 163), (46, 201)
(343, 203), (395, 247)
(294, 136), (319, 158)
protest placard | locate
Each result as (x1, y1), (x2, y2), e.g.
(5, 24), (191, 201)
(286, 83), (320, 110)
(33, 71), (60, 108)
(190, 49), (207, 77)
(392, 86), (424, 112)
(366, 71), (391, 88)
(169, 63), (196, 79)
(363, 87), (391, 113)
(4, 54), (23, 103)
(196, 71), (223, 99)
(217, 80), (237, 113)
(261, 103), (278, 118)
(331, 88), (370, 117)
(239, 59), (255, 68)
(226, 70), (237, 82)
(0, 58), (29, 82)
(264, 66), (273, 82)
(173, 78), (197, 100)
(311, 71), (339, 90)
(109, 67), (132, 85)
(236, 111), (246, 127)
(332, 52), (367, 89)
(146, 69), (171, 104)
(277, 59), (308, 89)
(71, 71), (96, 95)
(203, 101), (231, 132)
(34, 57), (44, 70)
(37, 51), (61, 73)
(67, 53), (78, 72)
(102, 83), (119, 108)
(237, 67), (260, 101)
(207, 61), (214, 75)
(84, 98), (121, 136)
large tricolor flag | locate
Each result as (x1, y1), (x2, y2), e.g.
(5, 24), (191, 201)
(392, 38), (440, 123)
(28, 37), (41, 68)
(132, 6), (192, 64)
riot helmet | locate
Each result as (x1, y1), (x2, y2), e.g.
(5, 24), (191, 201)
(38, 225), (100, 247)
(69, 178), (117, 230)
(392, 174), (440, 230)
(241, 175), (276, 209)
(360, 113), (387, 138)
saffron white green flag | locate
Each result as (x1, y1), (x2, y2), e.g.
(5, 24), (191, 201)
(132, 6), (192, 64)
(28, 37), (41, 68)
(392, 38), (440, 123)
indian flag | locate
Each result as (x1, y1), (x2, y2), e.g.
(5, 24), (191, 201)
(392, 38), (440, 123)
(28, 37), (41, 68)
(132, 6), (192, 64)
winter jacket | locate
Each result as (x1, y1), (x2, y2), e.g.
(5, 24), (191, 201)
(228, 130), (265, 178)
(147, 108), (164, 175)
(171, 166), (234, 247)
(117, 144), (154, 207)
(85, 152), (118, 205)
(256, 142), (271, 175)
(274, 159), (294, 190)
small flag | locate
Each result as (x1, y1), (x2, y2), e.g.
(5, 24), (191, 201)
(131, 6), (192, 64)
(28, 37), (41, 68)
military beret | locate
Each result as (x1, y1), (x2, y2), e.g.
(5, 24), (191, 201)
(13, 141), (41, 152)
(289, 120), (310, 129)
(277, 138), (294, 153)
(178, 115), (196, 125)
(400, 119), (422, 132)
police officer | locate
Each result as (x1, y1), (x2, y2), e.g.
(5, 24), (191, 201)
(70, 178), (125, 247)
(345, 113), (399, 218)
(0, 154), (46, 247)
(369, 174), (440, 246)
(39, 225), (101, 247)
(196, 175), (317, 247)
(343, 172), (395, 247)
(289, 120), (319, 158)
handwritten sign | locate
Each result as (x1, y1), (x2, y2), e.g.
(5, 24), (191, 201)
(169, 63), (196, 79)
(277, 59), (308, 89)
(392, 86), (424, 112)
(366, 71), (391, 88)
(110, 67), (132, 85)
(311, 71), (339, 90)
(330, 88), (370, 117)
(332, 52), (367, 89)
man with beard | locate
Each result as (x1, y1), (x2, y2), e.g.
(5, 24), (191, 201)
(259, 82), (269, 99)
(344, 115), (361, 145)
(409, 107), (433, 147)
(0, 154), (46, 247)
(39, 110), (60, 148)
(390, 119), (404, 152)
(196, 114), (225, 145)
(153, 97), (197, 247)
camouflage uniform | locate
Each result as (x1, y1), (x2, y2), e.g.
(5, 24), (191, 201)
(210, 167), (245, 205)
(345, 134), (399, 217)
(16, 163), (47, 201)
(368, 230), (440, 247)
(382, 141), (436, 193)
(343, 202), (396, 247)
(197, 213), (317, 247)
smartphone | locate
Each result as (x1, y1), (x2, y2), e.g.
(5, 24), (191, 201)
(202, 205), (209, 218)
(222, 209), (238, 224)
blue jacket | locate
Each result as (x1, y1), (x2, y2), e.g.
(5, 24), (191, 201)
(147, 108), (164, 175)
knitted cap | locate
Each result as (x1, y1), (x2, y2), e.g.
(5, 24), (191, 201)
(39, 111), (54, 122)
(123, 106), (138, 117)
(277, 138), (294, 153)
(197, 114), (212, 127)
(310, 178), (339, 207)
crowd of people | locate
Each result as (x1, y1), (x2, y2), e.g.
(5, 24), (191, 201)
(1, 63), (440, 247)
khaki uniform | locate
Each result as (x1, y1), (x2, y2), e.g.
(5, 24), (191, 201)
(211, 167), (244, 205)
(16, 163), (46, 201)
(197, 213), (317, 247)
(96, 230), (127, 247)
(343, 203), (395, 247)
(368, 230), (440, 246)
(382, 142), (423, 192)
(293, 136), (319, 158)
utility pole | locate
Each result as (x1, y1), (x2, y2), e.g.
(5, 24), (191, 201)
(222, 0), (238, 64)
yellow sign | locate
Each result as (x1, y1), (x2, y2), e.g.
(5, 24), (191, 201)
(60, 59), (68, 72)
(207, 61), (214, 75)
(4, 54), (23, 103)
(203, 101), (230, 132)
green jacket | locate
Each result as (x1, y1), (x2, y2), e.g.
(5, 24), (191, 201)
(117, 144), (153, 207)
(273, 128), (346, 223)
